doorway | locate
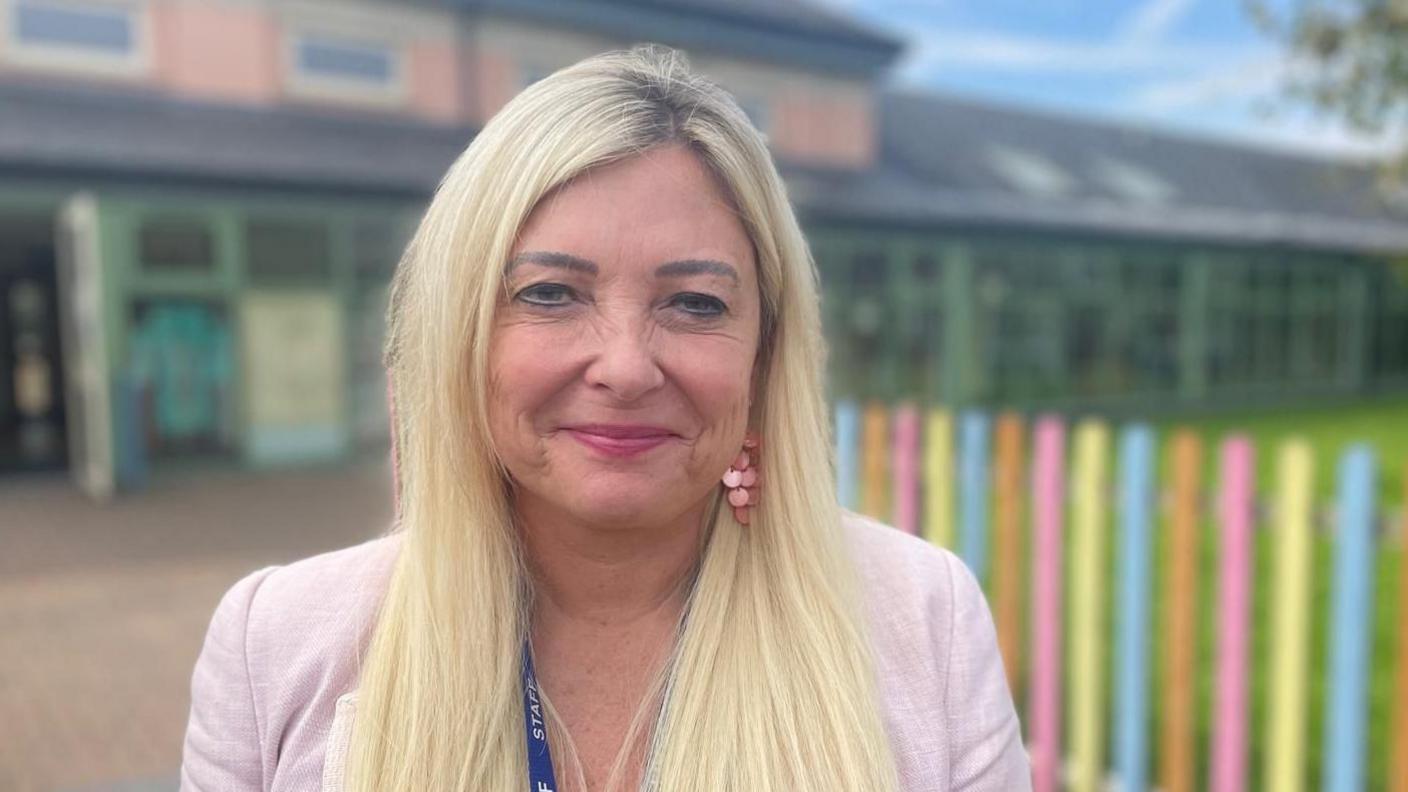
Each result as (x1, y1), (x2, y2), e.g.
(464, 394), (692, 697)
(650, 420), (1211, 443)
(0, 212), (67, 472)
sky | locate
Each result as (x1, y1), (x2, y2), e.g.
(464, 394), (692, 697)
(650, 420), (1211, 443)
(812, 0), (1400, 159)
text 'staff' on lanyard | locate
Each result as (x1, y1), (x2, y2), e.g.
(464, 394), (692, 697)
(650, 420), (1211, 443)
(523, 642), (559, 792)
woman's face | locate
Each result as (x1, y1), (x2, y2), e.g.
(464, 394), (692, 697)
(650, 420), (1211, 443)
(488, 144), (762, 531)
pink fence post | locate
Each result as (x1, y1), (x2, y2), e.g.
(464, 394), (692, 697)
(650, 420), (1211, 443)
(1029, 416), (1067, 792)
(892, 402), (921, 535)
(1210, 436), (1254, 792)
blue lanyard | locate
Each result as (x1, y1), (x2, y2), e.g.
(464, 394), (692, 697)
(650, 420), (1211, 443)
(523, 640), (559, 792)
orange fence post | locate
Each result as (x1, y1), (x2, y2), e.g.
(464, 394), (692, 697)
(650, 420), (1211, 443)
(1160, 430), (1201, 792)
(992, 412), (1025, 699)
(861, 401), (889, 520)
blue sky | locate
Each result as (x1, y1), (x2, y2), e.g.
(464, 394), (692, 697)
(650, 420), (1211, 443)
(813, 0), (1398, 158)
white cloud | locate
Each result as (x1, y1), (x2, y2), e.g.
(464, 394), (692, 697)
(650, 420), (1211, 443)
(888, 0), (1208, 79)
(1117, 0), (1196, 46)
(893, 29), (1249, 78)
(808, 0), (1401, 159)
(1129, 55), (1286, 111)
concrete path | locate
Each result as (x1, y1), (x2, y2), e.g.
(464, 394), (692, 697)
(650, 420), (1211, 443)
(0, 461), (395, 792)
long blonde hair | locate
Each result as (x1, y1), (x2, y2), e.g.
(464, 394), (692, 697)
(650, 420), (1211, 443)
(345, 45), (899, 792)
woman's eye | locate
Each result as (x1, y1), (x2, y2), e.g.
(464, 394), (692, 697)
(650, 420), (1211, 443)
(672, 293), (727, 317)
(517, 283), (575, 306)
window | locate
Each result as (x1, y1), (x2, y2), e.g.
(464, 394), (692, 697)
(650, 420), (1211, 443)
(288, 31), (402, 103)
(297, 35), (391, 84)
(984, 144), (1076, 199)
(1090, 156), (1177, 205)
(138, 216), (215, 275)
(245, 219), (332, 284)
(5, 0), (146, 74)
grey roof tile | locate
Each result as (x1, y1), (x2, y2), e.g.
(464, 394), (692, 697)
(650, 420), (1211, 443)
(802, 89), (1408, 252)
(0, 79), (470, 193)
(3, 76), (1406, 253)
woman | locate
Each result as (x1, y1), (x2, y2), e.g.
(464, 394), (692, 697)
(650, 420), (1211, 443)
(180, 46), (1028, 792)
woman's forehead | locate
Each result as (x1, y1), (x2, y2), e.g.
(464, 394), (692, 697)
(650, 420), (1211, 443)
(511, 146), (755, 277)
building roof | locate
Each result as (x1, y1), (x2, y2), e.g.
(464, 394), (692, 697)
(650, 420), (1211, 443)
(3, 76), (1407, 254)
(788, 90), (1408, 253)
(459, 0), (901, 76)
(0, 79), (469, 195)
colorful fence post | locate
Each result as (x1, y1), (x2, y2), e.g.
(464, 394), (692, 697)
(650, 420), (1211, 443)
(960, 411), (991, 582)
(922, 407), (955, 548)
(1069, 420), (1110, 792)
(892, 403), (921, 535)
(1265, 440), (1315, 792)
(1160, 431), (1202, 792)
(1323, 445), (1379, 792)
(1029, 416), (1066, 792)
(861, 401), (889, 519)
(1210, 436), (1254, 792)
(1114, 424), (1155, 792)
(993, 412), (1026, 699)
(1390, 459), (1408, 792)
(834, 400), (860, 510)
(837, 402), (1400, 790)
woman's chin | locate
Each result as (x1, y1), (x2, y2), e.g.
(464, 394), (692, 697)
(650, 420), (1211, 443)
(555, 483), (705, 530)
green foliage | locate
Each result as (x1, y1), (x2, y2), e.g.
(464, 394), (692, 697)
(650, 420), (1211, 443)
(1248, 0), (1408, 137)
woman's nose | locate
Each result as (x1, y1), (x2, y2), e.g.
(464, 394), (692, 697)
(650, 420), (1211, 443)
(584, 320), (665, 403)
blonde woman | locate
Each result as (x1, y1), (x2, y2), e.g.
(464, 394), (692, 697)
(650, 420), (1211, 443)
(179, 46), (1028, 792)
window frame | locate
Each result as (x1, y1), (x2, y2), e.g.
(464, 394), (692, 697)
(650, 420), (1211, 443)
(284, 28), (405, 107)
(1, 0), (149, 78)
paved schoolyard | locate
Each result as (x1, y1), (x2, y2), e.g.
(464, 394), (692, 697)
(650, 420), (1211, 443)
(0, 461), (395, 792)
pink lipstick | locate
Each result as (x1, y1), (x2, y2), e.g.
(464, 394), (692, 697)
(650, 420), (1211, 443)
(563, 424), (675, 458)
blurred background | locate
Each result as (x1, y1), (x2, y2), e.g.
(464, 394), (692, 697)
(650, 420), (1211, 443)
(1, 0), (1406, 790)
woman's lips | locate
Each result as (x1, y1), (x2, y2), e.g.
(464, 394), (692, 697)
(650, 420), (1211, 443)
(563, 425), (675, 458)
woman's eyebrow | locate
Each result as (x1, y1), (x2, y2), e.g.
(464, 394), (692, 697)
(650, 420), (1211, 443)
(655, 259), (739, 284)
(505, 250), (598, 275)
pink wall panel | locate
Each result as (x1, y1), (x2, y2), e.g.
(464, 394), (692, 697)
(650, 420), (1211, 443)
(407, 39), (463, 124)
(774, 93), (875, 169)
(774, 96), (816, 161)
(467, 48), (517, 125)
(819, 96), (875, 168)
(153, 2), (280, 105)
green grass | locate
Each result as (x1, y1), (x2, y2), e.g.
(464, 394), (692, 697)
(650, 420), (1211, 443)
(1154, 396), (1408, 504)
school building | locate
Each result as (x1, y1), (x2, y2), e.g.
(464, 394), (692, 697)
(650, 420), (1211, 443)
(1, 0), (1405, 495)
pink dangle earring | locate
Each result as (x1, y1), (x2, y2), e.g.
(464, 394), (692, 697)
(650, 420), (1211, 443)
(722, 431), (760, 525)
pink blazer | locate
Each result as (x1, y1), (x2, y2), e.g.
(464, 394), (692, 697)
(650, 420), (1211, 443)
(179, 512), (1031, 791)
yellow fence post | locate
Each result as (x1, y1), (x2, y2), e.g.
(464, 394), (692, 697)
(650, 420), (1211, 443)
(922, 407), (954, 548)
(1265, 440), (1315, 792)
(1069, 420), (1110, 792)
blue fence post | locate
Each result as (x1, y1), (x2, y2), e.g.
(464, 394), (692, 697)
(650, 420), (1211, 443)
(1115, 424), (1155, 792)
(959, 410), (991, 584)
(835, 399), (860, 511)
(1323, 444), (1378, 792)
